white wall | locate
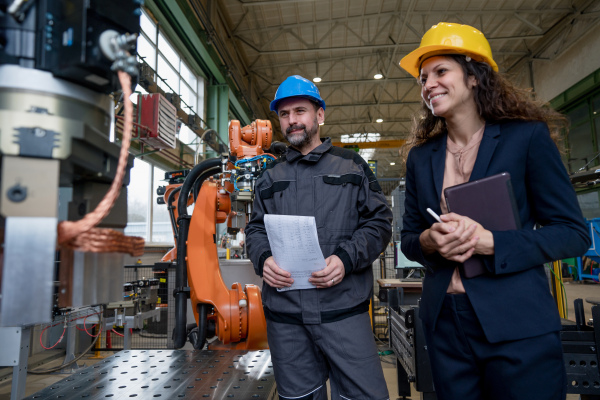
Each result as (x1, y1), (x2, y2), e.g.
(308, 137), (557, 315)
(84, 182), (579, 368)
(534, 28), (600, 102)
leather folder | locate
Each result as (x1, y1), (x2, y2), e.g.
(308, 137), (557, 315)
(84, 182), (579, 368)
(444, 172), (521, 278)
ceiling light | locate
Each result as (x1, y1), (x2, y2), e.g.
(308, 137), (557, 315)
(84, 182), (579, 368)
(313, 77), (322, 83)
(374, 73), (383, 79)
(390, 162), (396, 166)
(376, 118), (383, 123)
(341, 132), (380, 143)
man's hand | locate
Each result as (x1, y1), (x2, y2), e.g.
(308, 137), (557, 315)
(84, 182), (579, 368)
(309, 255), (346, 288)
(262, 256), (294, 288)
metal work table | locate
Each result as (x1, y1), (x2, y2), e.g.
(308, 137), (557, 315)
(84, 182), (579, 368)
(25, 349), (277, 399)
(377, 278), (423, 306)
(377, 278), (423, 291)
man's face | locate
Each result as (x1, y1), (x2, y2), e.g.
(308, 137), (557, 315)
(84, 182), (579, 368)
(277, 98), (324, 148)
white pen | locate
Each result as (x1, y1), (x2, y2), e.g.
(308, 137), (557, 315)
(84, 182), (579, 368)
(426, 208), (443, 223)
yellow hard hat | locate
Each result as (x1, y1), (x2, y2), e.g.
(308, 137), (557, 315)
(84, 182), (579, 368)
(399, 22), (498, 78)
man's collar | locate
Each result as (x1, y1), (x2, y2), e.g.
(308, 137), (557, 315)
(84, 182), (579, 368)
(286, 137), (332, 162)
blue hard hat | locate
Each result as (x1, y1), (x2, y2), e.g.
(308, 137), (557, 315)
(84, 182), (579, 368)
(270, 75), (326, 112)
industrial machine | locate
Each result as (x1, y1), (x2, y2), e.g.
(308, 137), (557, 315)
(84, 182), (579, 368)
(0, 1), (281, 398)
(561, 299), (600, 400)
(387, 289), (436, 400)
(160, 119), (278, 351)
(0, 1), (144, 398)
(0, 0), (143, 320)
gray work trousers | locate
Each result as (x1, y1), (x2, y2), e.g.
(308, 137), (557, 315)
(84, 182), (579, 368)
(266, 312), (389, 400)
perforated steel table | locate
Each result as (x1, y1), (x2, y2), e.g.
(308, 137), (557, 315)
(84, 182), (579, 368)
(25, 349), (277, 399)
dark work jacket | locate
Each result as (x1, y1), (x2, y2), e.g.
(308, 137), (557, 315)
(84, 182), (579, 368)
(401, 120), (590, 343)
(245, 138), (393, 324)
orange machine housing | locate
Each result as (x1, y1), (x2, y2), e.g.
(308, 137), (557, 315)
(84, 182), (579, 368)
(181, 119), (274, 350)
(229, 119), (272, 159)
(186, 179), (268, 350)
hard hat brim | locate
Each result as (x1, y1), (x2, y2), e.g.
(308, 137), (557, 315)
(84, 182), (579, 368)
(400, 44), (499, 78)
(270, 95), (326, 112)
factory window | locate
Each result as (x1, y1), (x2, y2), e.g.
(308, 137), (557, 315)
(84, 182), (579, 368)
(124, 10), (212, 244)
(125, 159), (174, 244)
(136, 10), (205, 151)
(152, 165), (174, 243)
(125, 159), (151, 240)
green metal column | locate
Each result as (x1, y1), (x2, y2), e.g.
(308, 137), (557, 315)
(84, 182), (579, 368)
(207, 84), (230, 158)
(207, 84), (230, 240)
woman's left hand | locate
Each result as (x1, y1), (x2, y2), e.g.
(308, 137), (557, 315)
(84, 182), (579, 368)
(441, 213), (495, 255)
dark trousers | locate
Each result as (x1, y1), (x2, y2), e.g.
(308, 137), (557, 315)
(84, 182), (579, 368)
(266, 312), (389, 400)
(424, 294), (566, 400)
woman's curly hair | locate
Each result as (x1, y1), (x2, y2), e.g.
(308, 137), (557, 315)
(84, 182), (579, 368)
(400, 55), (567, 161)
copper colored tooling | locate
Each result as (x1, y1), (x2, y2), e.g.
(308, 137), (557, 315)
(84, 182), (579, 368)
(57, 71), (144, 256)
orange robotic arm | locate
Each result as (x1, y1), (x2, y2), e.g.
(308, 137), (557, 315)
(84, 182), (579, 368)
(179, 119), (275, 350)
(187, 179), (267, 349)
(229, 119), (272, 159)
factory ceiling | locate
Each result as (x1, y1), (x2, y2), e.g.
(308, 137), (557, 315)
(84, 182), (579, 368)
(186, 0), (600, 180)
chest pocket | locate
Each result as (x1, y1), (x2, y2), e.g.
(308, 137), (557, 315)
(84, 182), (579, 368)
(322, 174), (362, 186)
(316, 173), (361, 237)
(259, 180), (294, 215)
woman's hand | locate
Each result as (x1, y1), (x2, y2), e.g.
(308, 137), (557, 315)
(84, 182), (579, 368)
(441, 213), (495, 256)
(419, 218), (479, 263)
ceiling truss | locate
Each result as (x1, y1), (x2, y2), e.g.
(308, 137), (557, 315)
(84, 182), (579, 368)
(203, 0), (600, 178)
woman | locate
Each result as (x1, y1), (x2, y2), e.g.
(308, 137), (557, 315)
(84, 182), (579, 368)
(399, 22), (590, 399)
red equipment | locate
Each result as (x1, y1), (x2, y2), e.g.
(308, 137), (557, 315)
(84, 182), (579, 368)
(137, 93), (177, 149)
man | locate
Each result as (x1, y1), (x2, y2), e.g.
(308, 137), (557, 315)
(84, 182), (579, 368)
(245, 75), (392, 400)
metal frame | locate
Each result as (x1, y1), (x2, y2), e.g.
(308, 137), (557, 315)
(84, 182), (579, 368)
(0, 326), (32, 400)
(388, 293), (436, 400)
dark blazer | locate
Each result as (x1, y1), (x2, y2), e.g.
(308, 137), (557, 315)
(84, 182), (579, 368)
(401, 120), (590, 343)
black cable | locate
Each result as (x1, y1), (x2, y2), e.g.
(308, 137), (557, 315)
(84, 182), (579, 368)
(193, 167), (221, 201)
(173, 158), (222, 349)
(166, 186), (182, 240)
(177, 158), (222, 218)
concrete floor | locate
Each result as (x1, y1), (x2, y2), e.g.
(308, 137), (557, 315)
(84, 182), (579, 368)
(0, 279), (598, 400)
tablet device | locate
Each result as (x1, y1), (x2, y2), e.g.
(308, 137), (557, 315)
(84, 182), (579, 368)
(444, 172), (521, 278)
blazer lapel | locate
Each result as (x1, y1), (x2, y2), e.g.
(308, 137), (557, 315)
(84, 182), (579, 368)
(469, 123), (501, 181)
(430, 134), (447, 204)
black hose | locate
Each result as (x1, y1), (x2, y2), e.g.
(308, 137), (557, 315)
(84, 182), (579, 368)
(268, 141), (288, 156)
(193, 167), (221, 202)
(167, 186), (182, 240)
(196, 304), (209, 350)
(177, 158), (222, 217)
(173, 158), (222, 349)
(173, 218), (190, 349)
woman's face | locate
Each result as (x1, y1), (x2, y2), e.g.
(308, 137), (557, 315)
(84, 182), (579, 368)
(419, 56), (477, 119)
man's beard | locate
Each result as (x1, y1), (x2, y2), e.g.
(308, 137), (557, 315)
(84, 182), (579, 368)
(285, 117), (319, 147)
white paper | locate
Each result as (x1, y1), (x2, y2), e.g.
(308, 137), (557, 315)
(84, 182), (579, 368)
(264, 215), (326, 291)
